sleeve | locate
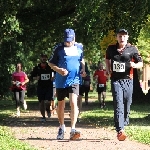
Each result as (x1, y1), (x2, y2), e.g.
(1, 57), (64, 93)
(105, 45), (111, 60)
(48, 44), (59, 65)
(85, 62), (90, 75)
(31, 66), (38, 77)
(77, 43), (84, 61)
(132, 47), (143, 63)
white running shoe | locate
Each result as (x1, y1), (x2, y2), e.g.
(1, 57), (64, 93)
(23, 101), (27, 110)
(16, 110), (20, 117)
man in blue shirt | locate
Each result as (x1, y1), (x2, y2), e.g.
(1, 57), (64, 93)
(48, 29), (86, 140)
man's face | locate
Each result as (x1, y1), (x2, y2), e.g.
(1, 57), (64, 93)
(117, 32), (129, 45)
(64, 39), (75, 47)
(41, 56), (47, 63)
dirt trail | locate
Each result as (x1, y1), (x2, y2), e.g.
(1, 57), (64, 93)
(4, 99), (150, 150)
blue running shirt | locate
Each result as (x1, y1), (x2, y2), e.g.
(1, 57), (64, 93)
(49, 42), (83, 88)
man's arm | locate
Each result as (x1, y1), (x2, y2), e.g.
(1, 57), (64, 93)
(130, 47), (143, 69)
(31, 66), (40, 80)
(80, 58), (85, 72)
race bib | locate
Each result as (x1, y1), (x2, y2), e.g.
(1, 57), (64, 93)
(113, 61), (125, 72)
(41, 74), (50, 80)
(99, 84), (104, 87)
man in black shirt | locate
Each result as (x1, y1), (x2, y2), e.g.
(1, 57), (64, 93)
(31, 54), (55, 122)
(105, 29), (143, 141)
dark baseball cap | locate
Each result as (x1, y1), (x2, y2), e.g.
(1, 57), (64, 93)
(64, 29), (75, 42)
(117, 29), (128, 34)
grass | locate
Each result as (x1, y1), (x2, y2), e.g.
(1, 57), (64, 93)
(81, 92), (150, 145)
(0, 99), (37, 150)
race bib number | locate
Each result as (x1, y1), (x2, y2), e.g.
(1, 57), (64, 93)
(99, 84), (104, 87)
(41, 74), (50, 80)
(113, 61), (125, 72)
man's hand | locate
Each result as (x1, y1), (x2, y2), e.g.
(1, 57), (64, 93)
(130, 62), (137, 68)
(58, 68), (68, 76)
(105, 70), (111, 78)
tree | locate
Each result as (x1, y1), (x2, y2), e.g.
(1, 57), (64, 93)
(1, 0), (150, 98)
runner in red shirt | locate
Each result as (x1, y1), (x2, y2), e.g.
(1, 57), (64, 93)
(93, 63), (107, 108)
(11, 63), (29, 117)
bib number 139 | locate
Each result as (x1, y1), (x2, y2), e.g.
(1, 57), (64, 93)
(113, 61), (125, 72)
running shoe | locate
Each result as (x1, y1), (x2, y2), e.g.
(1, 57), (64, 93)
(23, 101), (27, 110)
(117, 130), (127, 141)
(16, 110), (20, 117)
(57, 128), (64, 140)
(41, 117), (46, 122)
(70, 130), (80, 140)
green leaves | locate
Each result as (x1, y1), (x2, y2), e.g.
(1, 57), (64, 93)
(137, 15), (150, 64)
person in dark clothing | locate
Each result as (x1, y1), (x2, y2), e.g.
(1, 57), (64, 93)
(31, 54), (55, 122)
(105, 29), (143, 141)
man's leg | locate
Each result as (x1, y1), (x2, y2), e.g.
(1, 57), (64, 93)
(78, 85), (83, 114)
(123, 79), (133, 126)
(111, 79), (126, 141)
(56, 88), (66, 140)
(45, 87), (53, 118)
(37, 86), (46, 121)
(45, 100), (51, 118)
(77, 95), (82, 114)
(39, 100), (46, 122)
(69, 84), (80, 140)
(84, 87), (90, 105)
(57, 100), (65, 125)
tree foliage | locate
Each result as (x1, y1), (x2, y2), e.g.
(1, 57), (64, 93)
(137, 15), (150, 64)
(0, 0), (150, 97)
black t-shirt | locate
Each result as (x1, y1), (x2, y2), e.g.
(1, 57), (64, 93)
(31, 63), (54, 87)
(106, 43), (142, 79)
